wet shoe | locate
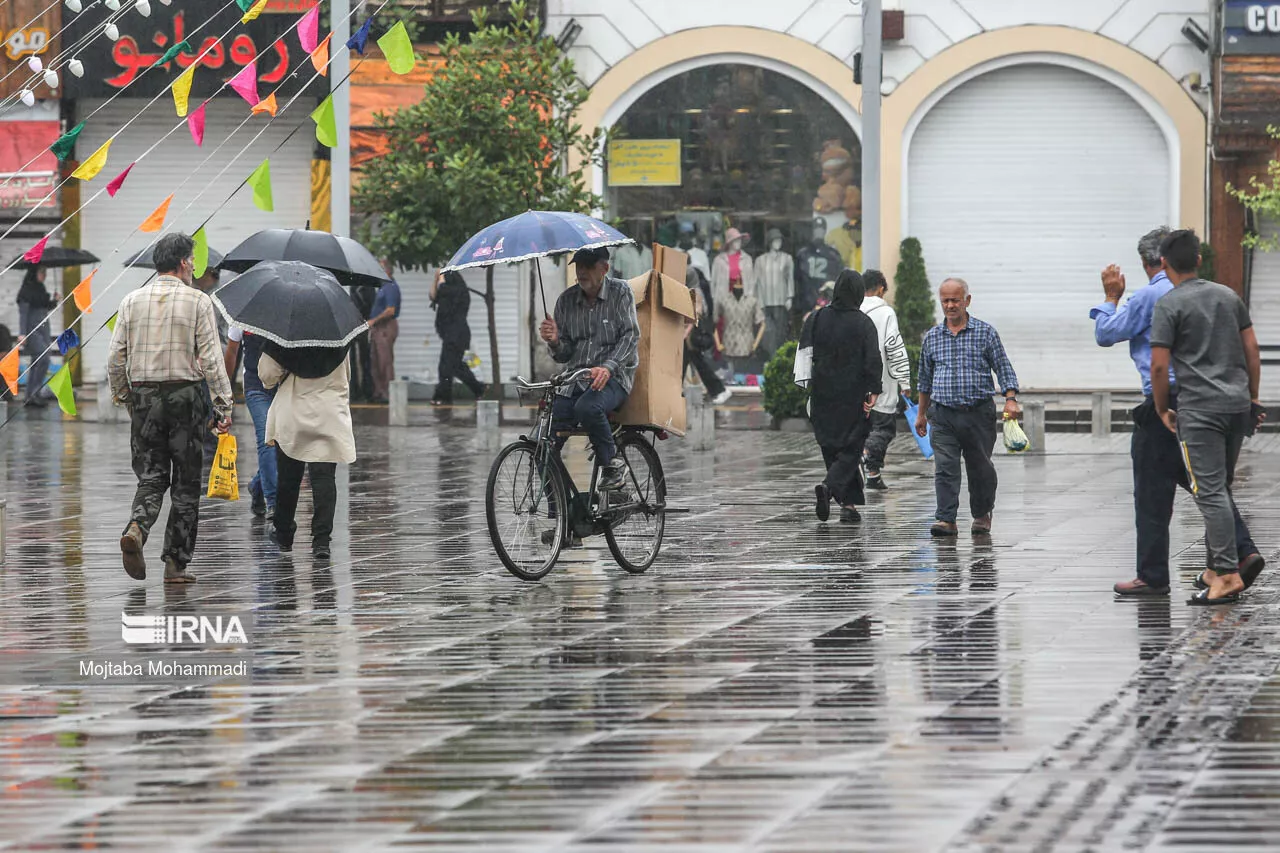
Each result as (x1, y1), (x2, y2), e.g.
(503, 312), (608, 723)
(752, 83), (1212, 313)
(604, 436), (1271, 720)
(840, 506), (861, 524)
(269, 528), (293, 552)
(120, 522), (146, 580)
(540, 529), (581, 547)
(971, 514), (992, 535)
(1114, 578), (1169, 597)
(265, 505), (274, 523)
(313, 542), (331, 560)
(1188, 587), (1240, 606)
(250, 481), (266, 517)
(598, 459), (629, 492)
(712, 389), (733, 406)
(931, 521), (959, 537)
(865, 474), (887, 491)
(163, 558), (197, 584)
(1240, 553), (1265, 589)
(814, 484), (831, 522)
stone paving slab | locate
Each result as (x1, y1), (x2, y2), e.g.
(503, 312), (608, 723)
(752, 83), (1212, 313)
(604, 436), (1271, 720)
(0, 412), (1278, 851)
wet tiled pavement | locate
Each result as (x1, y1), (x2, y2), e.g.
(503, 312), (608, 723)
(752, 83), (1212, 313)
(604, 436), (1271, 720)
(2, 410), (1280, 851)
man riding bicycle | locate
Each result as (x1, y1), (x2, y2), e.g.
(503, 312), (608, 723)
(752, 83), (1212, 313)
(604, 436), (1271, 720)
(539, 246), (640, 492)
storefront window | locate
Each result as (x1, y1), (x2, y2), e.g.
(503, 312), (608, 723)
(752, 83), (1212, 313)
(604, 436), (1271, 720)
(606, 64), (862, 263)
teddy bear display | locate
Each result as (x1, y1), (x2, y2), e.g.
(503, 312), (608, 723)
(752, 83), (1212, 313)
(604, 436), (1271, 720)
(812, 141), (856, 214)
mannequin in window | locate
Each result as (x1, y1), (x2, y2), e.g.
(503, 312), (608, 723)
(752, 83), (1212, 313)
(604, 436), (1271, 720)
(678, 221), (711, 286)
(613, 224), (653, 279)
(711, 227), (755, 302)
(826, 186), (863, 271)
(714, 276), (766, 378)
(795, 217), (844, 316)
(755, 227), (794, 357)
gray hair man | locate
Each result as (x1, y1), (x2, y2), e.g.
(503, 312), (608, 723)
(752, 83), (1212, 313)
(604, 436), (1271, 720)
(1094, 227), (1263, 598)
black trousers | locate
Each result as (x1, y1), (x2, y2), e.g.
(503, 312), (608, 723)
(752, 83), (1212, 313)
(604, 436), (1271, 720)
(1132, 396), (1256, 587)
(863, 410), (898, 472)
(684, 345), (725, 397)
(930, 400), (998, 523)
(127, 382), (207, 568)
(434, 338), (484, 400)
(273, 447), (337, 550)
(821, 442), (868, 507)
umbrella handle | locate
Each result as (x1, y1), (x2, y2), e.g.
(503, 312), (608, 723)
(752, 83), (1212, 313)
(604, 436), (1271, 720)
(535, 260), (549, 318)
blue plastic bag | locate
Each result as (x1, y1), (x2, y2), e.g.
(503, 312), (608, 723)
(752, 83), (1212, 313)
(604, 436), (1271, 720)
(901, 394), (934, 460)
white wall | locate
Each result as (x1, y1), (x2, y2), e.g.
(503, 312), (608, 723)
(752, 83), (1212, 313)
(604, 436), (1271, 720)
(546, 0), (1211, 98)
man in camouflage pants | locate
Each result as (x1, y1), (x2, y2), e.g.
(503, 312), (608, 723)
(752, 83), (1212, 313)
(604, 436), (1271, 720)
(107, 233), (233, 583)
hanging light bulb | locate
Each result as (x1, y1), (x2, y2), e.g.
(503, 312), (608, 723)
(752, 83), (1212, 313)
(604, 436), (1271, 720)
(104, 0), (121, 9)
(68, 59), (84, 78)
(43, 69), (58, 89)
(19, 90), (35, 107)
(65, 0), (82, 12)
(135, 0), (151, 15)
(27, 56), (42, 73)
(104, 22), (119, 40)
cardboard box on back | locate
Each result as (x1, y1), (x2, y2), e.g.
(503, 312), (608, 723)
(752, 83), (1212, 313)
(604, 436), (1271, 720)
(618, 245), (696, 435)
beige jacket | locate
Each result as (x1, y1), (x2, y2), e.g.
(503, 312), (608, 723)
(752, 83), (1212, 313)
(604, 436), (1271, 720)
(259, 354), (356, 464)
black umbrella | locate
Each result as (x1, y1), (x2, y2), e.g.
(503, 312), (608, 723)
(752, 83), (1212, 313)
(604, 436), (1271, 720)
(10, 246), (99, 269)
(260, 340), (351, 379)
(211, 261), (368, 352)
(221, 229), (390, 288)
(124, 244), (224, 270)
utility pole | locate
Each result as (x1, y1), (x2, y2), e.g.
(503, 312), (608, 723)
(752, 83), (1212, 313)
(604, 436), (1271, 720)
(861, 0), (881, 270)
(331, 0), (352, 238)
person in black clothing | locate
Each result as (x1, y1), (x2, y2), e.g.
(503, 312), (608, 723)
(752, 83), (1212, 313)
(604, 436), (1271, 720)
(802, 269), (883, 524)
(431, 270), (486, 404)
(683, 268), (731, 405)
(16, 266), (56, 406)
(348, 284), (376, 402)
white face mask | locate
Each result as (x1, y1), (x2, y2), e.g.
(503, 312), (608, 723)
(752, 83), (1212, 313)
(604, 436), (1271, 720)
(770, 239), (782, 252)
(728, 239), (741, 253)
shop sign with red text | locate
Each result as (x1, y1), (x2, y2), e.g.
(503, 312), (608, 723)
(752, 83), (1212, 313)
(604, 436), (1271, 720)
(63, 4), (325, 99)
(0, 122), (60, 212)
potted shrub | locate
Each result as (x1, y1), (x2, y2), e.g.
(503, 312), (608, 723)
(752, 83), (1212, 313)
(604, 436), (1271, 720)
(762, 341), (810, 431)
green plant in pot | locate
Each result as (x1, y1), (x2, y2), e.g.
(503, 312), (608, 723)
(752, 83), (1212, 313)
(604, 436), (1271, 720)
(763, 341), (809, 424)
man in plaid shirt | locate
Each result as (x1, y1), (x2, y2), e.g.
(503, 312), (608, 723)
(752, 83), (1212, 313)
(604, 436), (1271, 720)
(914, 278), (1021, 537)
(108, 232), (232, 584)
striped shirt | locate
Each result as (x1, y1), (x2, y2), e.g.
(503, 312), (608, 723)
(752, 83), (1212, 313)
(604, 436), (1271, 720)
(549, 276), (640, 396)
(107, 276), (233, 418)
(918, 315), (1018, 408)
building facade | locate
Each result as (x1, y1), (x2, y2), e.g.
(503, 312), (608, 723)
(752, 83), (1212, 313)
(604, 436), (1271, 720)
(552, 0), (1213, 392)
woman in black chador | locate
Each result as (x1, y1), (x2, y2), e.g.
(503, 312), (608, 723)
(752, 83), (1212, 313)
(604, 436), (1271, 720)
(801, 268), (883, 524)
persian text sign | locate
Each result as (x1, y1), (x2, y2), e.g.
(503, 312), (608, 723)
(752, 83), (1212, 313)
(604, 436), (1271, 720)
(608, 139), (682, 187)
(0, 122), (59, 211)
(63, 6), (323, 98)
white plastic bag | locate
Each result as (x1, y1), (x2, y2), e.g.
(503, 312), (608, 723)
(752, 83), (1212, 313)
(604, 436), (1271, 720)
(1003, 415), (1029, 453)
(793, 346), (813, 388)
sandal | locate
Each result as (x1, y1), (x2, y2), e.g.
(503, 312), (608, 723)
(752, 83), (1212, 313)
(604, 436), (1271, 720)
(1197, 555), (1267, 591)
(1188, 588), (1240, 606)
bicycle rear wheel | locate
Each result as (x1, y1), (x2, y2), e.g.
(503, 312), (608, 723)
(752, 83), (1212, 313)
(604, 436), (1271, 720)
(603, 433), (666, 574)
(486, 440), (567, 581)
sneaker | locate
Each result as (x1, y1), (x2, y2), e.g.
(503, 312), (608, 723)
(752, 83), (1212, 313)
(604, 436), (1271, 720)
(269, 528), (293, 553)
(265, 505), (274, 523)
(313, 542), (331, 560)
(598, 458), (628, 492)
(120, 522), (146, 580)
(250, 482), (266, 517)
(840, 506), (861, 524)
(163, 558), (197, 584)
(865, 474), (887, 491)
(712, 389), (733, 405)
(814, 484), (831, 522)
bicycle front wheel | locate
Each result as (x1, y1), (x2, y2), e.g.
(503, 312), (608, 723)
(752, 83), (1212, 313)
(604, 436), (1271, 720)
(604, 434), (666, 574)
(486, 441), (567, 582)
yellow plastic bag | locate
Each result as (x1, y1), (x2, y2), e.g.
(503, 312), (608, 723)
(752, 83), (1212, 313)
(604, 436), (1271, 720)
(1003, 414), (1030, 453)
(206, 433), (239, 500)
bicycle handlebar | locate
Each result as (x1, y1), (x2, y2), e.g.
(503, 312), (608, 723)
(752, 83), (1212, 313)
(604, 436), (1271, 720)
(515, 368), (594, 392)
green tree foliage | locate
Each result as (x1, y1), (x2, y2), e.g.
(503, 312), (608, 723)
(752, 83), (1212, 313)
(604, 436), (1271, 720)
(893, 237), (935, 394)
(762, 341), (809, 421)
(1229, 125), (1280, 253)
(355, 0), (606, 394)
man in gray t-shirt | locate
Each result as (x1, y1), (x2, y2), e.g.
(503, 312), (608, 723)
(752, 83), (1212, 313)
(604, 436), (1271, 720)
(1150, 230), (1265, 605)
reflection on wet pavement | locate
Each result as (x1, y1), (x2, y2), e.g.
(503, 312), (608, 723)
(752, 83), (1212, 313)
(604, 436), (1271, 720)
(1, 413), (1279, 851)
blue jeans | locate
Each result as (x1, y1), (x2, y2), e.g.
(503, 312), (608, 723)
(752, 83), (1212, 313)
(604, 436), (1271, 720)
(551, 379), (628, 466)
(245, 389), (277, 508)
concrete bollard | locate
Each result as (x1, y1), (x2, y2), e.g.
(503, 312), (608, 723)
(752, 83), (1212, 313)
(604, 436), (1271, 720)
(96, 379), (122, 424)
(685, 385), (715, 452)
(388, 379), (409, 427)
(1092, 391), (1112, 436)
(476, 399), (501, 450)
(1024, 400), (1046, 454)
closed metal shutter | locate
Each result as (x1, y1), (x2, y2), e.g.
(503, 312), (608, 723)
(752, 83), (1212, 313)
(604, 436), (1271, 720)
(1249, 217), (1280, 401)
(907, 63), (1171, 391)
(76, 98), (314, 381)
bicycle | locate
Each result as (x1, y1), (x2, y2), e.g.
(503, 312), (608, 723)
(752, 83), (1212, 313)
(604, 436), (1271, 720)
(485, 368), (670, 582)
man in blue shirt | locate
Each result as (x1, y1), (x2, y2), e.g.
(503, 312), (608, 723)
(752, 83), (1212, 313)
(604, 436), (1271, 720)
(914, 278), (1021, 537)
(1092, 227), (1261, 597)
(369, 263), (402, 404)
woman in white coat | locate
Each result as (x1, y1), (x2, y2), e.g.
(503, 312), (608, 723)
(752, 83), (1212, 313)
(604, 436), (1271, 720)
(259, 351), (356, 559)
